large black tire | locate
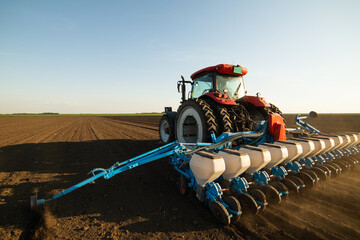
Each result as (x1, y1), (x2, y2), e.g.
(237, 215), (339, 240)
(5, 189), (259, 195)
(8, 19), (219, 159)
(209, 201), (231, 225)
(175, 99), (217, 143)
(205, 98), (233, 134)
(223, 196), (242, 224)
(159, 115), (175, 144)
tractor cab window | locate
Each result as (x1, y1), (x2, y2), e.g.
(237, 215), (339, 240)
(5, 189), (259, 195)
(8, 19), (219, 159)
(191, 74), (213, 99)
(216, 75), (245, 100)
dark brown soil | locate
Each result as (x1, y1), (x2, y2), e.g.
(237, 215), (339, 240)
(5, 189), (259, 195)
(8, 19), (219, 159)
(0, 115), (359, 239)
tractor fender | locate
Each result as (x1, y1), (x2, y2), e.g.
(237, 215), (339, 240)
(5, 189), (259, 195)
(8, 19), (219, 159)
(200, 92), (237, 106)
(240, 95), (271, 107)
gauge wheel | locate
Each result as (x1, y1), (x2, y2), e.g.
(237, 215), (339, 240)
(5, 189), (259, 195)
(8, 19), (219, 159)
(282, 178), (299, 195)
(223, 196), (242, 224)
(261, 185), (281, 205)
(248, 188), (267, 213)
(237, 192), (259, 215)
(210, 200), (231, 225)
(270, 181), (289, 201)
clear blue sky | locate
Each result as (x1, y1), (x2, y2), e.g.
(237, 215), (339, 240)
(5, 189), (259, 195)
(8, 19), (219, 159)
(1, 0), (359, 114)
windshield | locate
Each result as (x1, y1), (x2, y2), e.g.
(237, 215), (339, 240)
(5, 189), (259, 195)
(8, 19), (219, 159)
(191, 74), (213, 98)
(216, 75), (245, 100)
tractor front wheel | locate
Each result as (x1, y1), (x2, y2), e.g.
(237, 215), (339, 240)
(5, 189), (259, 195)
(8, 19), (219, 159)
(159, 115), (175, 144)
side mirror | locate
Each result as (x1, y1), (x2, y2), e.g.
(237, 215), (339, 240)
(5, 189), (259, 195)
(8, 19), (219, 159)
(309, 111), (318, 118)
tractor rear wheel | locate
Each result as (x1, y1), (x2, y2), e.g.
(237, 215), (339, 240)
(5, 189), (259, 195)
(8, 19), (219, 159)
(205, 99), (233, 134)
(175, 99), (217, 143)
(159, 115), (175, 144)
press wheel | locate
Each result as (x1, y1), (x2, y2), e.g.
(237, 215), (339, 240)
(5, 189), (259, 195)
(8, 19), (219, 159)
(297, 172), (314, 189)
(237, 192), (259, 215)
(261, 185), (281, 205)
(312, 167), (327, 182)
(248, 188), (267, 213)
(223, 196), (241, 223)
(282, 178), (299, 195)
(270, 181), (289, 201)
(210, 200), (231, 225)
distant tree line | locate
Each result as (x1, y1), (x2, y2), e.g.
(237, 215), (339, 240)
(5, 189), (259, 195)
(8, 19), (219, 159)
(12, 112), (59, 115)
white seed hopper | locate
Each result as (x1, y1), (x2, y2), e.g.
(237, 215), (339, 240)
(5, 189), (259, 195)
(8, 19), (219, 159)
(240, 146), (271, 174)
(258, 143), (289, 169)
(190, 151), (225, 187)
(273, 141), (303, 164)
(218, 149), (250, 181)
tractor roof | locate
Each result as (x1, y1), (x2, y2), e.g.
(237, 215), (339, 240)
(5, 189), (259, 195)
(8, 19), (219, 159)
(190, 64), (248, 79)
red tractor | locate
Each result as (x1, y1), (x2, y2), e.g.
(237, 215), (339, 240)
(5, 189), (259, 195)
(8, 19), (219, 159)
(159, 64), (285, 144)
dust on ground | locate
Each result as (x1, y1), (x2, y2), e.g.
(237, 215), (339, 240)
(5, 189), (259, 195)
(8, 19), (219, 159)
(0, 115), (359, 239)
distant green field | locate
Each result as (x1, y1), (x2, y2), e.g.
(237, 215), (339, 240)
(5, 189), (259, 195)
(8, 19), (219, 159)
(0, 113), (162, 117)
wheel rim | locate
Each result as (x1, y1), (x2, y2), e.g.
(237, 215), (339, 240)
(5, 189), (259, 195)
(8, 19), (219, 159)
(176, 106), (203, 143)
(159, 119), (170, 142)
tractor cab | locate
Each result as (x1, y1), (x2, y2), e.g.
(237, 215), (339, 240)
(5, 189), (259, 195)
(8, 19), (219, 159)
(190, 64), (248, 101)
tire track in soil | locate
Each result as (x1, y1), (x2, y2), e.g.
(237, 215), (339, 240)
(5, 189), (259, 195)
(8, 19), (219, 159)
(48, 117), (94, 142)
(0, 117), (78, 147)
(100, 117), (158, 132)
(264, 203), (358, 240)
(94, 117), (158, 140)
(27, 119), (80, 144)
(0, 120), (62, 147)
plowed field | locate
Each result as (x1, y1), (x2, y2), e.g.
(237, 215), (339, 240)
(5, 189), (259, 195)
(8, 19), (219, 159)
(0, 115), (359, 240)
